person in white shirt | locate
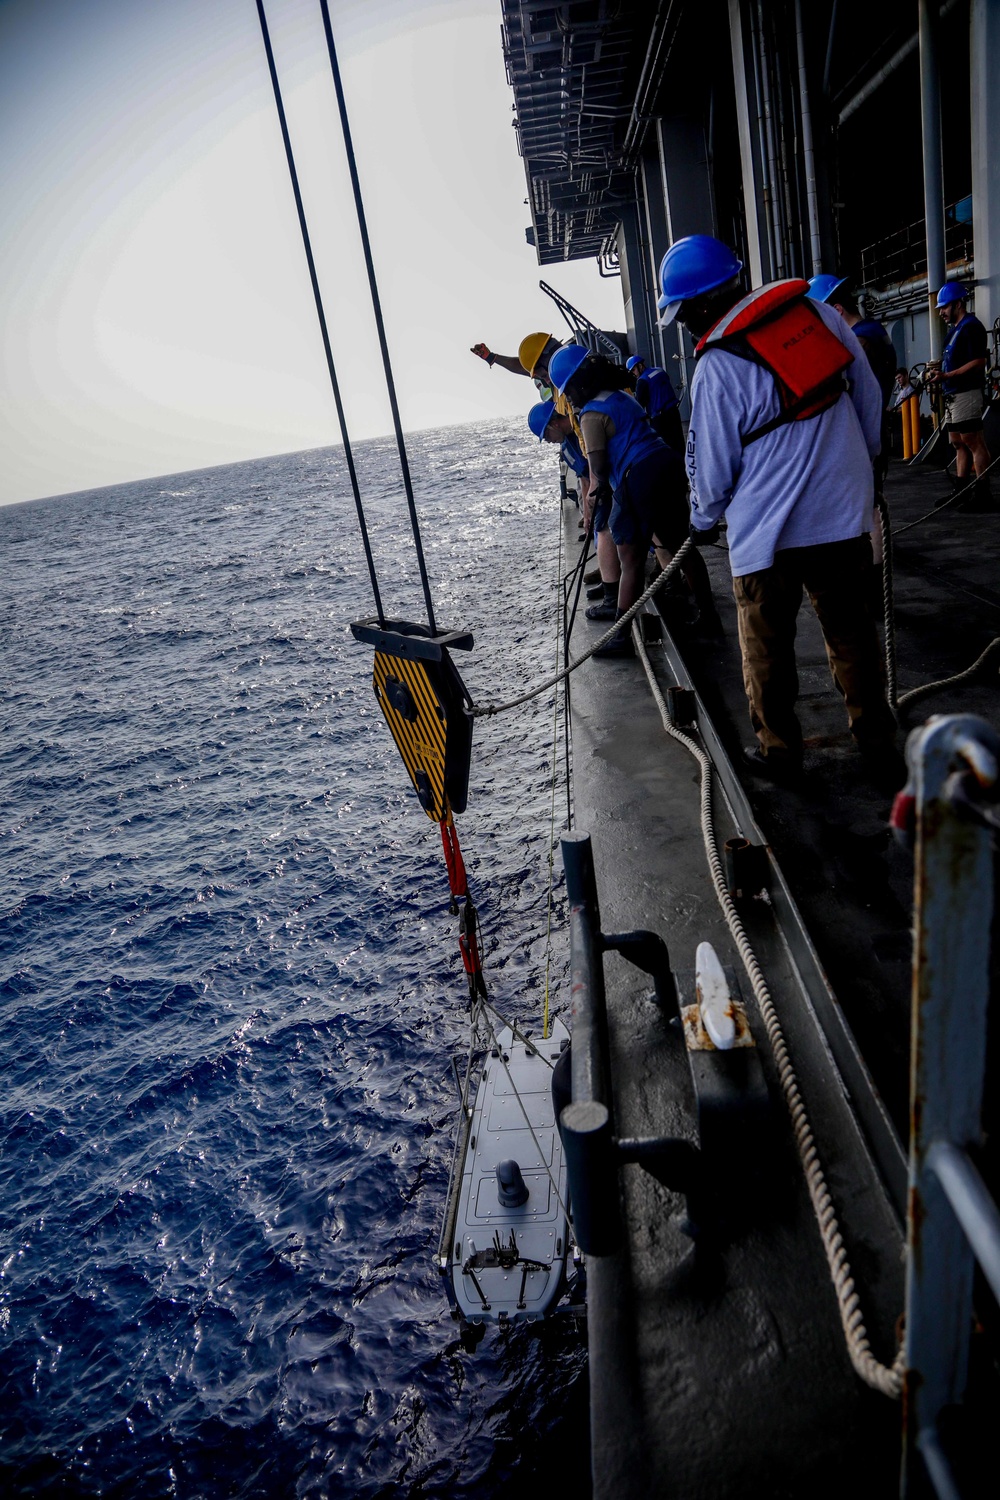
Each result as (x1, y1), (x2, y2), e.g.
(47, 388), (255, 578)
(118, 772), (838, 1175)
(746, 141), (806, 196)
(656, 235), (901, 790)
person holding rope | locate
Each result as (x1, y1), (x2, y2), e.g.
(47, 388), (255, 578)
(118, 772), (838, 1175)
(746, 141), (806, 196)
(549, 345), (716, 658)
(808, 273), (899, 616)
(924, 283), (996, 513)
(626, 352), (685, 454)
(473, 331), (622, 597)
(661, 235), (902, 790)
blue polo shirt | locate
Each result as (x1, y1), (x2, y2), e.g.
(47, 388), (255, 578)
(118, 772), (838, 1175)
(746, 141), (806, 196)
(942, 313), (988, 395)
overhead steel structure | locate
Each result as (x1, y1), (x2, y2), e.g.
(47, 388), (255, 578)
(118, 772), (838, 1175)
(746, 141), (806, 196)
(502, 0), (999, 377)
(500, 1), (655, 266)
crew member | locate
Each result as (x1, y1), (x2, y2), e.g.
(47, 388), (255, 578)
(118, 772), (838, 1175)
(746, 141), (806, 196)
(924, 283), (995, 512)
(471, 332), (561, 396)
(808, 275), (897, 483)
(891, 368), (915, 408)
(549, 346), (714, 657)
(626, 353), (684, 454)
(528, 399), (621, 617)
(474, 334), (623, 596)
(661, 235), (900, 788)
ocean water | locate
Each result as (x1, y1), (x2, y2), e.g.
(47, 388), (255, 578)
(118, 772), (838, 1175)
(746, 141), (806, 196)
(0, 418), (587, 1498)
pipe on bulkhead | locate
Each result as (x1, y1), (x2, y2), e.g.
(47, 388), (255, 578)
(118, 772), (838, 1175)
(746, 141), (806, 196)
(754, 0), (786, 277)
(918, 0), (947, 362)
(771, 10), (800, 277)
(795, 0), (823, 276)
(747, 1), (778, 279)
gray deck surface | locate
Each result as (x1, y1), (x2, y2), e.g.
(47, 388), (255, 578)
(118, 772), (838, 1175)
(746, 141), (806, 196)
(566, 448), (1000, 1496)
(563, 493), (917, 1497)
(682, 455), (1000, 1135)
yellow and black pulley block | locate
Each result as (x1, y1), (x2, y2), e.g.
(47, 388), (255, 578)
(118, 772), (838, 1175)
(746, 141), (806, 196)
(350, 617), (474, 821)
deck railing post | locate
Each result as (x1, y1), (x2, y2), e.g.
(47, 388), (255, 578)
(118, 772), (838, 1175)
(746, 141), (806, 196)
(560, 832), (622, 1255)
(901, 714), (1000, 1497)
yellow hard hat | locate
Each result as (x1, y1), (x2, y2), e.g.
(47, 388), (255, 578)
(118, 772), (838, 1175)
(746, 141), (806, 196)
(518, 331), (554, 375)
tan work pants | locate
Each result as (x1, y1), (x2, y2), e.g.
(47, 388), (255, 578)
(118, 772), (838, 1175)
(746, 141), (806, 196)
(733, 535), (895, 761)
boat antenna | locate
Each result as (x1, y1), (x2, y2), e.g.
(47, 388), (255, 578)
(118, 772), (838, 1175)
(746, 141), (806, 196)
(317, 0), (438, 637)
(255, 0), (385, 626)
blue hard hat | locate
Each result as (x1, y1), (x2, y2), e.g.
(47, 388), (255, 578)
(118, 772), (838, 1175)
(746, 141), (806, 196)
(626, 354), (644, 372)
(936, 281), (968, 307)
(807, 273), (848, 304)
(528, 399), (556, 441)
(548, 343), (590, 395)
(658, 236), (743, 325)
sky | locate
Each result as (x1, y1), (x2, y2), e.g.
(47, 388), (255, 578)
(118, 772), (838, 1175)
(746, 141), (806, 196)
(0, 0), (628, 506)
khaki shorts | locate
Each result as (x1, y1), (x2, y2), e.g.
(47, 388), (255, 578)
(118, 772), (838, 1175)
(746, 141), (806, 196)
(943, 388), (985, 432)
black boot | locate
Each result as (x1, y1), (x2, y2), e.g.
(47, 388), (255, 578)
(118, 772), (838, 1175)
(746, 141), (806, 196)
(592, 611), (635, 659)
(934, 472), (963, 510)
(957, 476), (998, 513)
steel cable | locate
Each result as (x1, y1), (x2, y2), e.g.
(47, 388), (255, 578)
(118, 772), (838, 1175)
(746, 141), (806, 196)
(633, 624), (905, 1399)
(317, 0), (437, 633)
(255, 0), (385, 624)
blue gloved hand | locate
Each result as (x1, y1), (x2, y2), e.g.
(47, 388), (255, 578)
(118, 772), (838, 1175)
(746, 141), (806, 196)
(688, 519), (720, 546)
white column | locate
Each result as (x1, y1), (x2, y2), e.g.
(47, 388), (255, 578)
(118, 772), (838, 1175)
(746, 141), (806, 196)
(971, 0), (1000, 331)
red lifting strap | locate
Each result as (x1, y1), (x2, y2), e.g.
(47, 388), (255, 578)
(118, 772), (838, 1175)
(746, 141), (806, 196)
(461, 888), (488, 996)
(440, 813), (469, 901)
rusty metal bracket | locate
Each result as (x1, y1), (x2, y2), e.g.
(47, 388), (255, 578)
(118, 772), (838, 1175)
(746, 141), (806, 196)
(901, 714), (1000, 1498)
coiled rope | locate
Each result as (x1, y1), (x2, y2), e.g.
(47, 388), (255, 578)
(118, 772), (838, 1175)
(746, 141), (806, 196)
(470, 539), (692, 718)
(633, 623), (905, 1399)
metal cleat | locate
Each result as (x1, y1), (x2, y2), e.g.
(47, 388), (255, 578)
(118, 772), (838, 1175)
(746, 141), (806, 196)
(678, 943), (770, 1162)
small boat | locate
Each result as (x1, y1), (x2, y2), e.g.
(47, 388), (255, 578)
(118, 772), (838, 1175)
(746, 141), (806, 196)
(438, 1018), (575, 1341)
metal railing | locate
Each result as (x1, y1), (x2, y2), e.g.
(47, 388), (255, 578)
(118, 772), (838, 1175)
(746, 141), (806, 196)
(897, 714), (1000, 1498)
(539, 279), (627, 362)
(860, 201), (974, 291)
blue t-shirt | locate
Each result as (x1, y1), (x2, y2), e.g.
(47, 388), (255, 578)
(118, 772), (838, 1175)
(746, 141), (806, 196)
(942, 313), (988, 394)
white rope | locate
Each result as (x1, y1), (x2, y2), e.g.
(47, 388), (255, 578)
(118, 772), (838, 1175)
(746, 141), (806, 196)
(892, 447), (1000, 537)
(633, 623), (905, 1399)
(470, 539), (693, 718)
(896, 636), (1000, 713)
(875, 493), (897, 711)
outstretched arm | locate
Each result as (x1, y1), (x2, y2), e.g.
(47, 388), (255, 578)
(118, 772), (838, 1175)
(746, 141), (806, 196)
(470, 344), (529, 376)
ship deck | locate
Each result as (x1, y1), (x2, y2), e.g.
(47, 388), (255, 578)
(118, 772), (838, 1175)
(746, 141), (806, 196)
(562, 449), (1000, 1496)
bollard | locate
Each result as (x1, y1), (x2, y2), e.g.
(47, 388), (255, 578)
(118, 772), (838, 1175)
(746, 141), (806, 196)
(902, 399), (914, 460)
(560, 833), (622, 1254)
(561, 1099), (621, 1255)
(909, 393), (920, 455)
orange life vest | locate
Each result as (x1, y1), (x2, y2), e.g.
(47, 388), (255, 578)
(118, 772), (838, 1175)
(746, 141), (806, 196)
(695, 279), (854, 447)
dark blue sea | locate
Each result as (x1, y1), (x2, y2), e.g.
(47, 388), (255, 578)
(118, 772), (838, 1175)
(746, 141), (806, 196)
(0, 418), (588, 1498)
